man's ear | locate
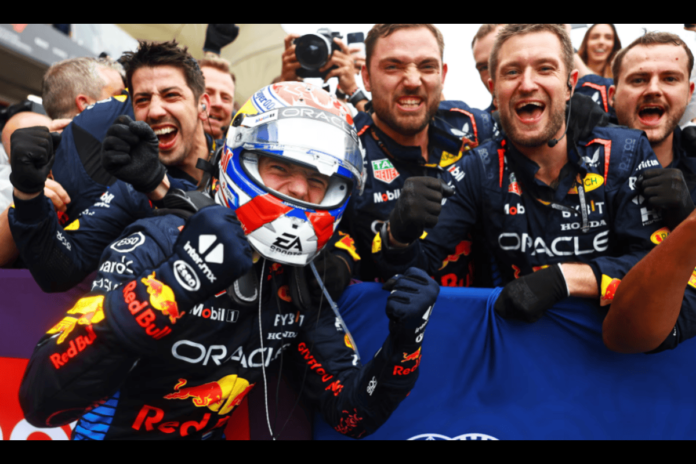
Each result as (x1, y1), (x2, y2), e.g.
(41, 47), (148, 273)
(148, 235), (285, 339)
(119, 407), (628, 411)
(608, 85), (616, 107)
(568, 69), (579, 100)
(487, 78), (496, 107)
(362, 64), (371, 92)
(689, 81), (695, 105)
(198, 93), (211, 122)
(75, 94), (92, 114)
(441, 63), (448, 86)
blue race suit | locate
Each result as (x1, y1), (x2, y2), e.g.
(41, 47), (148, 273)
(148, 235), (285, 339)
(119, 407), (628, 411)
(575, 74), (616, 119)
(19, 213), (432, 440)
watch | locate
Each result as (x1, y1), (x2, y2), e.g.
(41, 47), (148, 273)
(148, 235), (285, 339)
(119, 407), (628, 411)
(349, 89), (369, 107)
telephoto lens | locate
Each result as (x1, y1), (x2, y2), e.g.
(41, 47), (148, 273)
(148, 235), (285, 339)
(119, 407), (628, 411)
(295, 33), (332, 71)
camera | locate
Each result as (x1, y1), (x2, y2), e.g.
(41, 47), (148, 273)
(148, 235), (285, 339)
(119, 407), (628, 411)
(294, 28), (343, 79)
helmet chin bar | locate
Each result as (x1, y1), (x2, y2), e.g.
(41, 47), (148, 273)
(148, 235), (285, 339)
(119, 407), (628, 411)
(240, 151), (351, 211)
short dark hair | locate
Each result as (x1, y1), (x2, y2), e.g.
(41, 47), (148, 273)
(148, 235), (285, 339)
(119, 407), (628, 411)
(471, 24), (503, 49)
(365, 24), (444, 70)
(122, 40), (205, 101)
(489, 24), (574, 82)
(612, 31), (694, 83)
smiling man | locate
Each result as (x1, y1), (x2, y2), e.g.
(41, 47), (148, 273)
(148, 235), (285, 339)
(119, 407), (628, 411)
(374, 24), (667, 323)
(344, 23), (498, 286)
(8, 41), (210, 292)
(610, 32), (695, 231)
(199, 57), (235, 140)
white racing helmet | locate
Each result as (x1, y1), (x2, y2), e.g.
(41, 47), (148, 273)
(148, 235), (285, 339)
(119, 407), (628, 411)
(216, 82), (364, 266)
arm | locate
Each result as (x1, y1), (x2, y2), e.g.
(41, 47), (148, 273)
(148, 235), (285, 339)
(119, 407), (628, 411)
(9, 180), (153, 292)
(603, 211), (696, 353)
(291, 268), (439, 438)
(20, 207), (253, 426)
(373, 155), (481, 280)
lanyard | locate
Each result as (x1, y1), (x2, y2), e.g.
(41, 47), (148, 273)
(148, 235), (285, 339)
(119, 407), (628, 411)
(503, 143), (590, 234)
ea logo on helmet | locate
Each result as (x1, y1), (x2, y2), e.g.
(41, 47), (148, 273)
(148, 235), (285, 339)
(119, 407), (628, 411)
(408, 433), (498, 441)
(272, 233), (303, 252)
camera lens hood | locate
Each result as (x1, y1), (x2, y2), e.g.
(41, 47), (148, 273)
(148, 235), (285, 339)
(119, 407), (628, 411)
(295, 33), (332, 71)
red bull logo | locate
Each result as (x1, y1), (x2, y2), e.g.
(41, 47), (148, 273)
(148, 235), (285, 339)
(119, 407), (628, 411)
(401, 347), (422, 363)
(278, 285), (292, 303)
(164, 375), (254, 416)
(344, 334), (354, 350)
(141, 272), (184, 324)
(600, 275), (622, 306)
(47, 295), (105, 345)
(336, 231), (360, 261)
(439, 240), (471, 271)
(270, 81), (352, 123)
(650, 227), (670, 245)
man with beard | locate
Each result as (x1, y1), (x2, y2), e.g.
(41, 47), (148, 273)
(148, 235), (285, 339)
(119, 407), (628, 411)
(601, 32), (696, 354)
(8, 42), (211, 292)
(344, 24), (498, 286)
(373, 24), (667, 325)
(609, 32), (695, 231)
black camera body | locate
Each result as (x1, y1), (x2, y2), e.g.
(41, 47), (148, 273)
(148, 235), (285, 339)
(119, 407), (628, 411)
(295, 28), (343, 79)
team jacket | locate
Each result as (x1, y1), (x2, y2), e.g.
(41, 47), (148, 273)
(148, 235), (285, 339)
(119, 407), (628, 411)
(343, 101), (498, 286)
(575, 75), (616, 119)
(373, 123), (667, 305)
(52, 91), (134, 226)
(19, 215), (429, 440)
(9, 171), (197, 293)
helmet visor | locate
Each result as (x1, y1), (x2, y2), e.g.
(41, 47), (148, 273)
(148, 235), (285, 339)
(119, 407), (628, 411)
(229, 107), (363, 188)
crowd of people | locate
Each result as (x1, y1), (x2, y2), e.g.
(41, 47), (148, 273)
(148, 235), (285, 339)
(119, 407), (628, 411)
(1, 23), (696, 440)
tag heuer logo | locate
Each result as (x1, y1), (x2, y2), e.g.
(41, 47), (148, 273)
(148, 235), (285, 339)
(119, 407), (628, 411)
(372, 159), (400, 184)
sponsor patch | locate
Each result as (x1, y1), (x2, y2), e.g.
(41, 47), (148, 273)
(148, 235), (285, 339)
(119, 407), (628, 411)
(372, 158), (400, 184)
(111, 232), (146, 253)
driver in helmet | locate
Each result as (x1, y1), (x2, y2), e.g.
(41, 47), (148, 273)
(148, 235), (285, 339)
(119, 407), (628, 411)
(19, 83), (439, 440)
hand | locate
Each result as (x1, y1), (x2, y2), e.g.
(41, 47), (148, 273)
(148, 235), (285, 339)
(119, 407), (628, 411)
(102, 115), (166, 193)
(163, 206), (253, 305)
(308, 250), (352, 305)
(320, 38), (358, 95)
(383, 267), (439, 337)
(348, 45), (366, 75)
(9, 126), (60, 194)
(494, 264), (569, 323)
(44, 178), (70, 213)
(203, 24), (239, 54)
(388, 177), (455, 245)
(280, 34), (303, 82)
(639, 168), (695, 230)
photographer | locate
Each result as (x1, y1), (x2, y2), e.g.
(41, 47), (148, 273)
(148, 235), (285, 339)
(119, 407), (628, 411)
(281, 32), (368, 112)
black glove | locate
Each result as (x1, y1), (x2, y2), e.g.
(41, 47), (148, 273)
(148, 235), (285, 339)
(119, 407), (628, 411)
(383, 267), (440, 338)
(494, 264), (568, 323)
(638, 168), (695, 230)
(683, 125), (696, 157)
(157, 205), (253, 309)
(203, 24), (239, 54)
(10, 126), (61, 194)
(307, 250), (352, 305)
(102, 115), (166, 193)
(388, 177), (455, 245)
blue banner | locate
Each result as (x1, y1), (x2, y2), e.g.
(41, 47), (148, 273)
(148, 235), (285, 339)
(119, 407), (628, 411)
(314, 284), (696, 440)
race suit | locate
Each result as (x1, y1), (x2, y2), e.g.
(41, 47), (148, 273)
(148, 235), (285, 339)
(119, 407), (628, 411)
(373, 123), (667, 306)
(574, 74), (616, 119)
(51, 90), (134, 226)
(344, 100), (498, 286)
(9, 170), (197, 293)
(19, 214), (431, 440)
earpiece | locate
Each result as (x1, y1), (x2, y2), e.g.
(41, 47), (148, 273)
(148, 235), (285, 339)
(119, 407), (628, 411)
(568, 82), (572, 92)
(202, 103), (207, 111)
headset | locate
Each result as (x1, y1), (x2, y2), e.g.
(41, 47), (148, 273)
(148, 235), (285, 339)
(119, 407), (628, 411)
(547, 80), (574, 148)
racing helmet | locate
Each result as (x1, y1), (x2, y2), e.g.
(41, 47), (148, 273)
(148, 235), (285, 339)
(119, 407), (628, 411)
(216, 82), (364, 266)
